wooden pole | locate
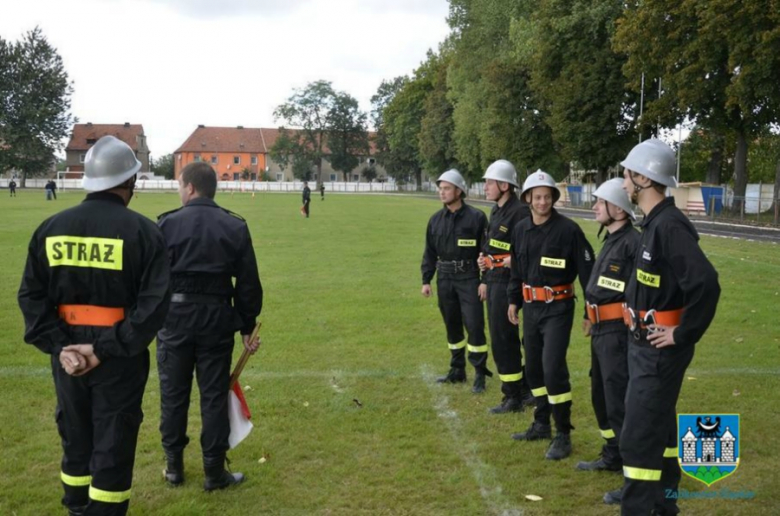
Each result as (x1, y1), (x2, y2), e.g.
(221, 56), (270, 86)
(229, 321), (262, 389)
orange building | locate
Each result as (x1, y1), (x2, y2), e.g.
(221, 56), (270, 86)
(174, 125), (281, 181)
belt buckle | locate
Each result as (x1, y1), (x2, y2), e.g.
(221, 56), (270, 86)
(644, 309), (658, 334)
(624, 305), (638, 332)
(543, 286), (555, 304)
(522, 284), (533, 303)
(587, 302), (599, 324)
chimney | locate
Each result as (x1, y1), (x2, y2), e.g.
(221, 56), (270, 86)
(124, 122), (130, 127)
(198, 124), (205, 128)
(86, 122), (92, 127)
(237, 125), (244, 129)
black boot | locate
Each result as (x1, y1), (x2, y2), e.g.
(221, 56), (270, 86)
(203, 455), (245, 492)
(436, 367), (466, 384)
(489, 397), (524, 414)
(163, 450), (184, 487)
(67, 506), (88, 516)
(471, 372), (486, 394)
(576, 455), (622, 472)
(545, 433), (572, 460)
(603, 486), (623, 505)
(519, 387), (536, 408)
(511, 420), (552, 441)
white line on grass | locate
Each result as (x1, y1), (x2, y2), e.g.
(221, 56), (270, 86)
(421, 364), (523, 516)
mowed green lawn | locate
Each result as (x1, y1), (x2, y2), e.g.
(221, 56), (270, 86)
(0, 189), (778, 515)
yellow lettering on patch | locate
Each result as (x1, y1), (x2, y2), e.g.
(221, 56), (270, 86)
(489, 239), (511, 251)
(541, 257), (566, 269)
(457, 239), (476, 247)
(597, 276), (625, 292)
(637, 269), (660, 288)
(46, 236), (123, 271)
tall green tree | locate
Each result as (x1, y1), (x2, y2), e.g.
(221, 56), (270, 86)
(269, 128), (315, 181)
(418, 49), (458, 176)
(151, 153), (175, 179)
(326, 91), (369, 182)
(272, 80), (335, 182)
(524, 0), (638, 185)
(0, 28), (75, 185)
(614, 0), (780, 210)
(370, 76), (407, 176)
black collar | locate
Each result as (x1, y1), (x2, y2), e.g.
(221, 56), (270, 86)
(640, 197), (675, 228)
(84, 191), (125, 206)
(185, 197), (219, 208)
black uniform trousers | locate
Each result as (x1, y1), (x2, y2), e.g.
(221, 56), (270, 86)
(589, 324), (629, 465)
(157, 329), (235, 458)
(53, 352), (149, 516)
(303, 200), (310, 218)
(620, 337), (694, 516)
(522, 299), (575, 433)
(437, 276), (488, 371)
(487, 281), (524, 398)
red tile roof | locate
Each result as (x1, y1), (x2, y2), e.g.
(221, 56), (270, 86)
(66, 124), (145, 151)
(175, 126), (377, 155)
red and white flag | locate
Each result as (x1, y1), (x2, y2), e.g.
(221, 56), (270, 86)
(228, 382), (253, 449)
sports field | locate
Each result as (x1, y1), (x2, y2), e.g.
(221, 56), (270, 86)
(0, 189), (777, 515)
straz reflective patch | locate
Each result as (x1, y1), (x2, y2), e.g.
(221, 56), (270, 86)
(489, 239), (511, 251)
(457, 239), (476, 247)
(46, 236), (123, 271)
(597, 276), (625, 292)
(637, 269), (661, 288)
(541, 257), (566, 269)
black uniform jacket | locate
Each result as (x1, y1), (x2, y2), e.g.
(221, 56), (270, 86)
(626, 197), (720, 347)
(18, 192), (171, 361)
(585, 222), (640, 335)
(507, 208), (595, 313)
(158, 197), (262, 336)
(302, 187), (311, 203)
(482, 195), (530, 284)
(421, 203), (488, 284)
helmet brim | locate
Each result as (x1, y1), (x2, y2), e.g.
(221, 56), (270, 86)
(82, 161), (141, 192)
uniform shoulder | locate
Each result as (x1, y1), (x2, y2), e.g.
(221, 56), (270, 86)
(220, 207), (246, 222)
(157, 206), (183, 222)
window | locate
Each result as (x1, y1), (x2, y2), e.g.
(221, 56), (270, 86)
(210, 155), (217, 164)
(329, 174), (337, 181)
(233, 173), (239, 180)
(194, 154), (201, 162)
(352, 174), (359, 181)
(250, 173), (257, 181)
(79, 153), (86, 163)
(251, 155), (258, 165)
(233, 156), (240, 165)
(276, 173), (283, 181)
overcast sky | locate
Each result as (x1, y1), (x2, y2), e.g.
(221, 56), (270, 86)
(1, 0), (451, 158)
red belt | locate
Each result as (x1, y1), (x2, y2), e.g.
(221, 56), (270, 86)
(522, 283), (574, 303)
(586, 302), (624, 324)
(58, 304), (125, 327)
(622, 304), (683, 331)
(484, 254), (511, 270)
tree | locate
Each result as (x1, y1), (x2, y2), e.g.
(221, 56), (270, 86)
(269, 128), (315, 181)
(370, 76), (409, 180)
(418, 48), (458, 177)
(361, 165), (377, 183)
(272, 80), (335, 183)
(327, 90), (369, 182)
(0, 28), (75, 185)
(524, 0), (638, 185)
(151, 153), (175, 179)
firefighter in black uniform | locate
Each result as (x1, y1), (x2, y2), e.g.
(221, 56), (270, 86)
(576, 179), (639, 475)
(18, 135), (171, 516)
(157, 161), (263, 491)
(9, 179), (17, 196)
(476, 160), (533, 413)
(508, 170), (594, 460)
(302, 181), (311, 217)
(613, 139), (720, 515)
(421, 169), (491, 393)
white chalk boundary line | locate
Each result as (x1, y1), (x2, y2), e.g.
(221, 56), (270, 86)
(420, 364), (523, 516)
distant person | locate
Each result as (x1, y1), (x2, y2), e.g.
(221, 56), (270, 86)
(421, 169), (491, 393)
(45, 180), (54, 200)
(320, 183), (325, 200)
(18, 135), (170, 515)
(51, 180), (58, 200)
(9, 179), (17, 197)
(302, 181), (311, 218)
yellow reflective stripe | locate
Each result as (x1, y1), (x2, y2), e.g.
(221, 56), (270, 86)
(61, 472), (91, 487)
(499, 372), (522, 382)
(521, 355), (526, 367)
(468, 344), (489, 353)
(46, 236), (124, 271)
(541, 256), (566, 269)
(623, 466), (662, 481)
(448, 340), (466, 350)
(89, 486), (131, 503)
(531, 387), (548, 398)
(637, 269), (661, 288)
(548, 392), (572, 404)
(597, 276), (625, 293)
(664, 447), (678, 458)
(600, 428), (616, 440)
(457, 239), (476, 247)
(489, 238), (511, 251)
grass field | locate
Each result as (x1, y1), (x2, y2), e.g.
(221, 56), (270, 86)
(0, 189), (778, 515)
